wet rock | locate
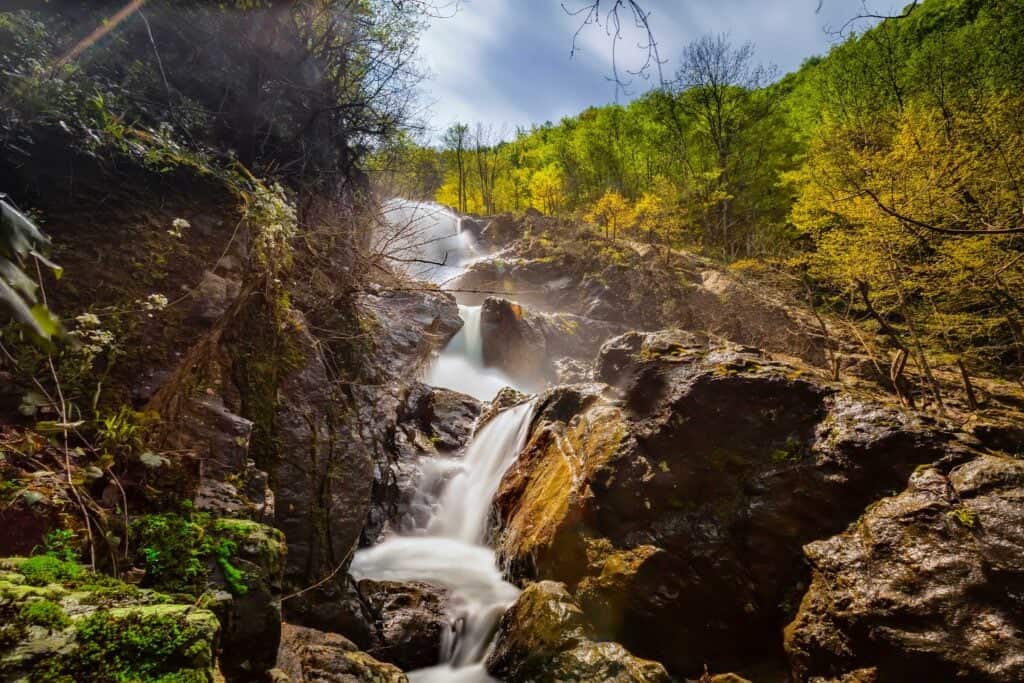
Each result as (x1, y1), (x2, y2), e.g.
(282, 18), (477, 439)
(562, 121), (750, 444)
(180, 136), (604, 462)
(400, 382), (481, 453)
(477, 214), (523, 248)
(480, 297), (552, 385)
(165, 395), (274, 522)
(785, 455), (1024, 682)
(276, 623), (408, 683)
(478, 297), (626, 387)
(283, 577), (376, 650)
(360, 288), (463, 381)
(492, 329), (972, 676)
(365, 383), (482, 539)
(554, 357), (592, 384)
(358, 579), (449, 670)
(205, 519), (286, 679)
(485, 580), (669, 683)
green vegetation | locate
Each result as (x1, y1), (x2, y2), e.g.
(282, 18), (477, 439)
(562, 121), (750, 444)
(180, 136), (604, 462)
(16, 555), (85, 587)
(948, 505), (978, 528)
(131, 508), (261, 597)
(18, 599), (70, 630)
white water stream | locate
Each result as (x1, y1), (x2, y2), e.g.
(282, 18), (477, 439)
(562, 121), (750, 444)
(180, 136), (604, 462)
(352, 201), (535, 681)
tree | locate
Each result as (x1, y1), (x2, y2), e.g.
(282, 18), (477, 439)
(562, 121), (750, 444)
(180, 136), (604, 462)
(530, 164), (567, 216)
(586, 190), (631, 240)
(670, 34), (778, 256)
(442, 123), (470, 213)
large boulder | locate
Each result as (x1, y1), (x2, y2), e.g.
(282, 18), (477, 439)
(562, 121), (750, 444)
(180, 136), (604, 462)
(492, 329), (974, 675)
(480, 297), (552, 386)
(274, 623), (407, 683)
(785, 454), (1024, 682)
(358, 579), (450, 670)
(478, 297), (627, 388)
(485, 580), (670, 683)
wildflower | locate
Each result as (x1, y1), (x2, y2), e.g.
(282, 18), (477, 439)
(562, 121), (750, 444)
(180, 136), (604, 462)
(143, 293), (169, 311)
(75, 312), (101, 328)
(168, 217), (190, 238)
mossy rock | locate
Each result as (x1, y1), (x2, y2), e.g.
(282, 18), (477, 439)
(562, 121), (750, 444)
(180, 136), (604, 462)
(486, 581), (669, 683)
(209, 518), (286, 586)
(0, 558), (221, 682)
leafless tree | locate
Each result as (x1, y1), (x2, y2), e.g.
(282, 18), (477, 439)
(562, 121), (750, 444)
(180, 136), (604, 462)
(562, 0), (665, 96)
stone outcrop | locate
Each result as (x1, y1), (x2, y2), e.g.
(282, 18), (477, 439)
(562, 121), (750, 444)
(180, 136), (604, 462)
(492, 329), (975, 675)
(485, 580), (670, 683)
(457, 220), (831, 368)
(478, 296), (627, 387)
(365, 382), (481, 540)
(358, 579), (450, 670)
(274, 623), (407, 683)
(785, 454), (1024, 682)
(480, 297), (552, 386)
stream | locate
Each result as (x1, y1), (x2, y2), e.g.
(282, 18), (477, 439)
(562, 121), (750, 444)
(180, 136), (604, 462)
(351, 201), (536, 681)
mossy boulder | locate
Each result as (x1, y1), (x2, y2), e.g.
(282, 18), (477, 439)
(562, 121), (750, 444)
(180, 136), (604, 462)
(485, 581), (669, 683)
(0, 558), (220, 681)
(492, 329), (977, 676)
(785, 455), (1024, 682)
(129, 512), (286, 679)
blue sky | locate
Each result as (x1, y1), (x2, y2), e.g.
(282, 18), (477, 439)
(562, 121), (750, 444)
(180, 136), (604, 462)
(415, 0), (900, 137)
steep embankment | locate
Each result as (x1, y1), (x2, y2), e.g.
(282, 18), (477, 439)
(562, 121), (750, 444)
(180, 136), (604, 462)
(0, 129), (465, 680)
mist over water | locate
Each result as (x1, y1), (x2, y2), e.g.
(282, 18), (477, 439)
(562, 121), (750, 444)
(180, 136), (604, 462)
(379, 199), (477, 285)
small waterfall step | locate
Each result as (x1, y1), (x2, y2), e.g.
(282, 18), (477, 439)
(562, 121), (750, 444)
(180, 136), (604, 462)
(350, 400), (536, 682)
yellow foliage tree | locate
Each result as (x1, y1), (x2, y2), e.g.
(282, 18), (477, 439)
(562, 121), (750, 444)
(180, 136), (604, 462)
(586, 190), (632, 241)
(530, 164), (567, 216)
(632, 176), (685, 246)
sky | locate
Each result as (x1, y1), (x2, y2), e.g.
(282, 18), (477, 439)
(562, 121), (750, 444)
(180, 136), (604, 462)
(415, 0), (900, 139)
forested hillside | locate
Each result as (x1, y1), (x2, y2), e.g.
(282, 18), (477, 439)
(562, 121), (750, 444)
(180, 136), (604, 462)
(389, 0), (1024, 382)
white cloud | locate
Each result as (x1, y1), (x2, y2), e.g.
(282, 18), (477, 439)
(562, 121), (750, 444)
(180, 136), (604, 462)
(414, 0), (889, 140)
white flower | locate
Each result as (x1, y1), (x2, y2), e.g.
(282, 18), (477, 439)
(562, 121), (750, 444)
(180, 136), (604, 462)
(75, 313), (101, 328)
(168, 217), (190, 238)
(143, 293), (169, 311)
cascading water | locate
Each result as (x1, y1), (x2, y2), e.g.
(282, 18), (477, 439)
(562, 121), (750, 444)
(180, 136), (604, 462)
(426, 305), (518, 402)
(357, 198), (537, 681)
(378, 199), (478, 285)
(350, 400), (536, 682)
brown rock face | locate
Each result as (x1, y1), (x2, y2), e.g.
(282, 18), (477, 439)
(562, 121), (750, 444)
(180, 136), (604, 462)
(492, 329), (968, 675)
(480, 297), (552, 386)
(785, 455), (1024, 682)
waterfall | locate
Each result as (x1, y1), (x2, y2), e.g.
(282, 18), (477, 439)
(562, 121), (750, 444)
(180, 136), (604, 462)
(426, 305), (516, 402)
(378, 199), (477, 285)
(350, 400), (536, 681)
(358, 198), (538, 681)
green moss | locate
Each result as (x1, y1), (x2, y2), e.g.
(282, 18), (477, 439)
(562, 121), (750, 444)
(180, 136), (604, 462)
(18, 599), (70, 630)
(132, 513), (280, 596)
(14, 556), (85, 587)
(770, 436), (806, 464)
(37, 606), (219, 683)
(132, 512), (210, 595)
(948, 506), (978, 529)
